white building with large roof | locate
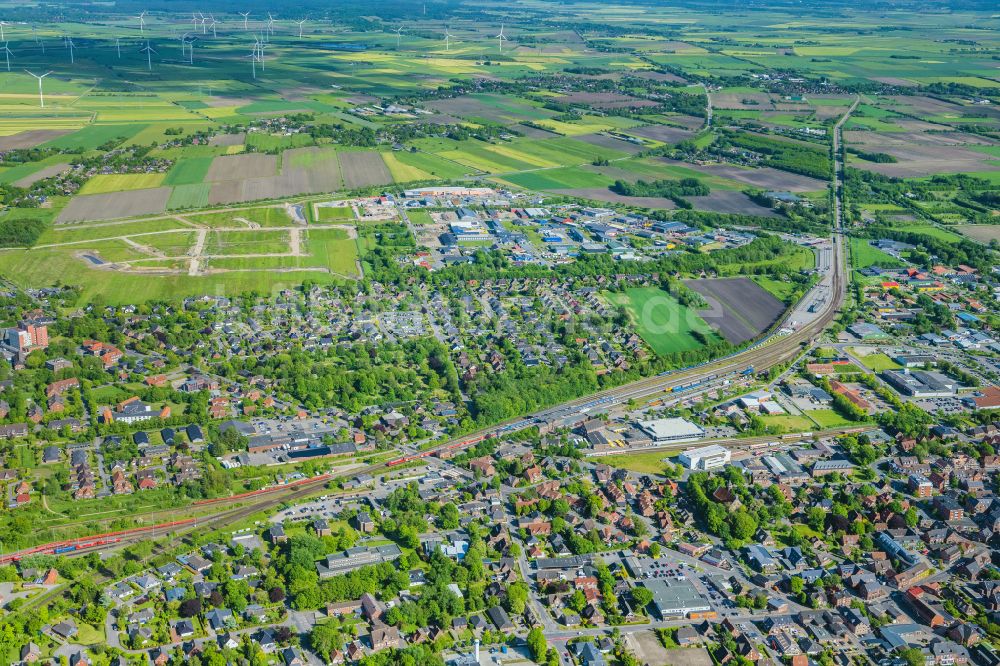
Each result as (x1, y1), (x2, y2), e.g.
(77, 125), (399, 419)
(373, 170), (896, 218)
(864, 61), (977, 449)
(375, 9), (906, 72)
(637, 418), (704, 444)
(678, 444), (731, 470)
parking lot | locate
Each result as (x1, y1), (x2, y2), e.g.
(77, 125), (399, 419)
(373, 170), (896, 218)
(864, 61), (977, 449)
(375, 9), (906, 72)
(269, 494), (372, 525)
(914, 396), (968, 415)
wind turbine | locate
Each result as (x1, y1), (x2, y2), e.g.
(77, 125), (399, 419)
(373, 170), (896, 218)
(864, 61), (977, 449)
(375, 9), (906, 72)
(65, 36), (75, 65)
(136, 11), (147, 35)
(0, 21), (9, 42)
(190, 14), (201, 34)
(247, 37), (260, 80)
(140, 40), (156, 72)
(180, 33), (193, 62)
(266, 13), (275, 37)
(187, 36), (195, 64)
(209, 15), (218, 38)
(25, 70), (51, 108)
(295, 19), (306, 38)
(393, 25), (404, 49)
(444, 29), (455, 52)
(495, 23), (508, 53)
(1, 43), (11, 72)
(239, 11), (251, 31)
(116, 37), (121, 58)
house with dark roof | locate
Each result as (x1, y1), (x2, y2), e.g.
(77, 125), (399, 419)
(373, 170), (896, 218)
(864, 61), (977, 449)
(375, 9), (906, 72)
(205, 608), (234, 631)
(487, 605), (513, 631)
(574, 642), (607, 666)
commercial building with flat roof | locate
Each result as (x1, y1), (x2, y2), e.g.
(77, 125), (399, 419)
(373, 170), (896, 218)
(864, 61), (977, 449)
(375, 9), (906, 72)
(811, 459), (856, 478)
(638, 418), (704, 444)
(678, 444), (731, 470)
(848, 323), (889, 340)
(882, 370), (956, 398)
(639, 579), (712, 619)
(316, 544), (402, 579)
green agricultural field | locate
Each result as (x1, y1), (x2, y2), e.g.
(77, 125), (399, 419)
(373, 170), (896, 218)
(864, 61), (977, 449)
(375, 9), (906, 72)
(500, 166), (612, 191)
(0, 155), (70, 185)
(533, 115), (644, 136)
(79, 173), (166, 195)
(238, 100), (316, 114)
(41, 124), (148, 151)
(439, 140), (541, 173)
(515, 137), (630, 164)
(245, 132), (315, 152)
(381, 151), (432, 182)
(164, 157), (215, 186)
(604, 287), (721, 355)
(392, 151), (472, 179)
(167, 183), (212, 210)
(895, 225), (964, 243)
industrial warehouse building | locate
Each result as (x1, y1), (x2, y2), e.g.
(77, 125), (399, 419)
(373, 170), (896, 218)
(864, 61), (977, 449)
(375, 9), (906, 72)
(678, 444), (731, 470)
(882, 370), (956, 398)
(637, 418), (704, 444)
(639, 579), (713, 619)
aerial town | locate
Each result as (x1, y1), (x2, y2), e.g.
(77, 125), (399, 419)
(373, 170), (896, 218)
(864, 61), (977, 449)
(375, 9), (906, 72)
(0, 0), (998, 666)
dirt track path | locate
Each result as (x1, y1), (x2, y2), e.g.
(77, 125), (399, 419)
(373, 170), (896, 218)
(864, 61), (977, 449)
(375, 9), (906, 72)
(123, 238), (166, 258)
(188, 229), (208, 276)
